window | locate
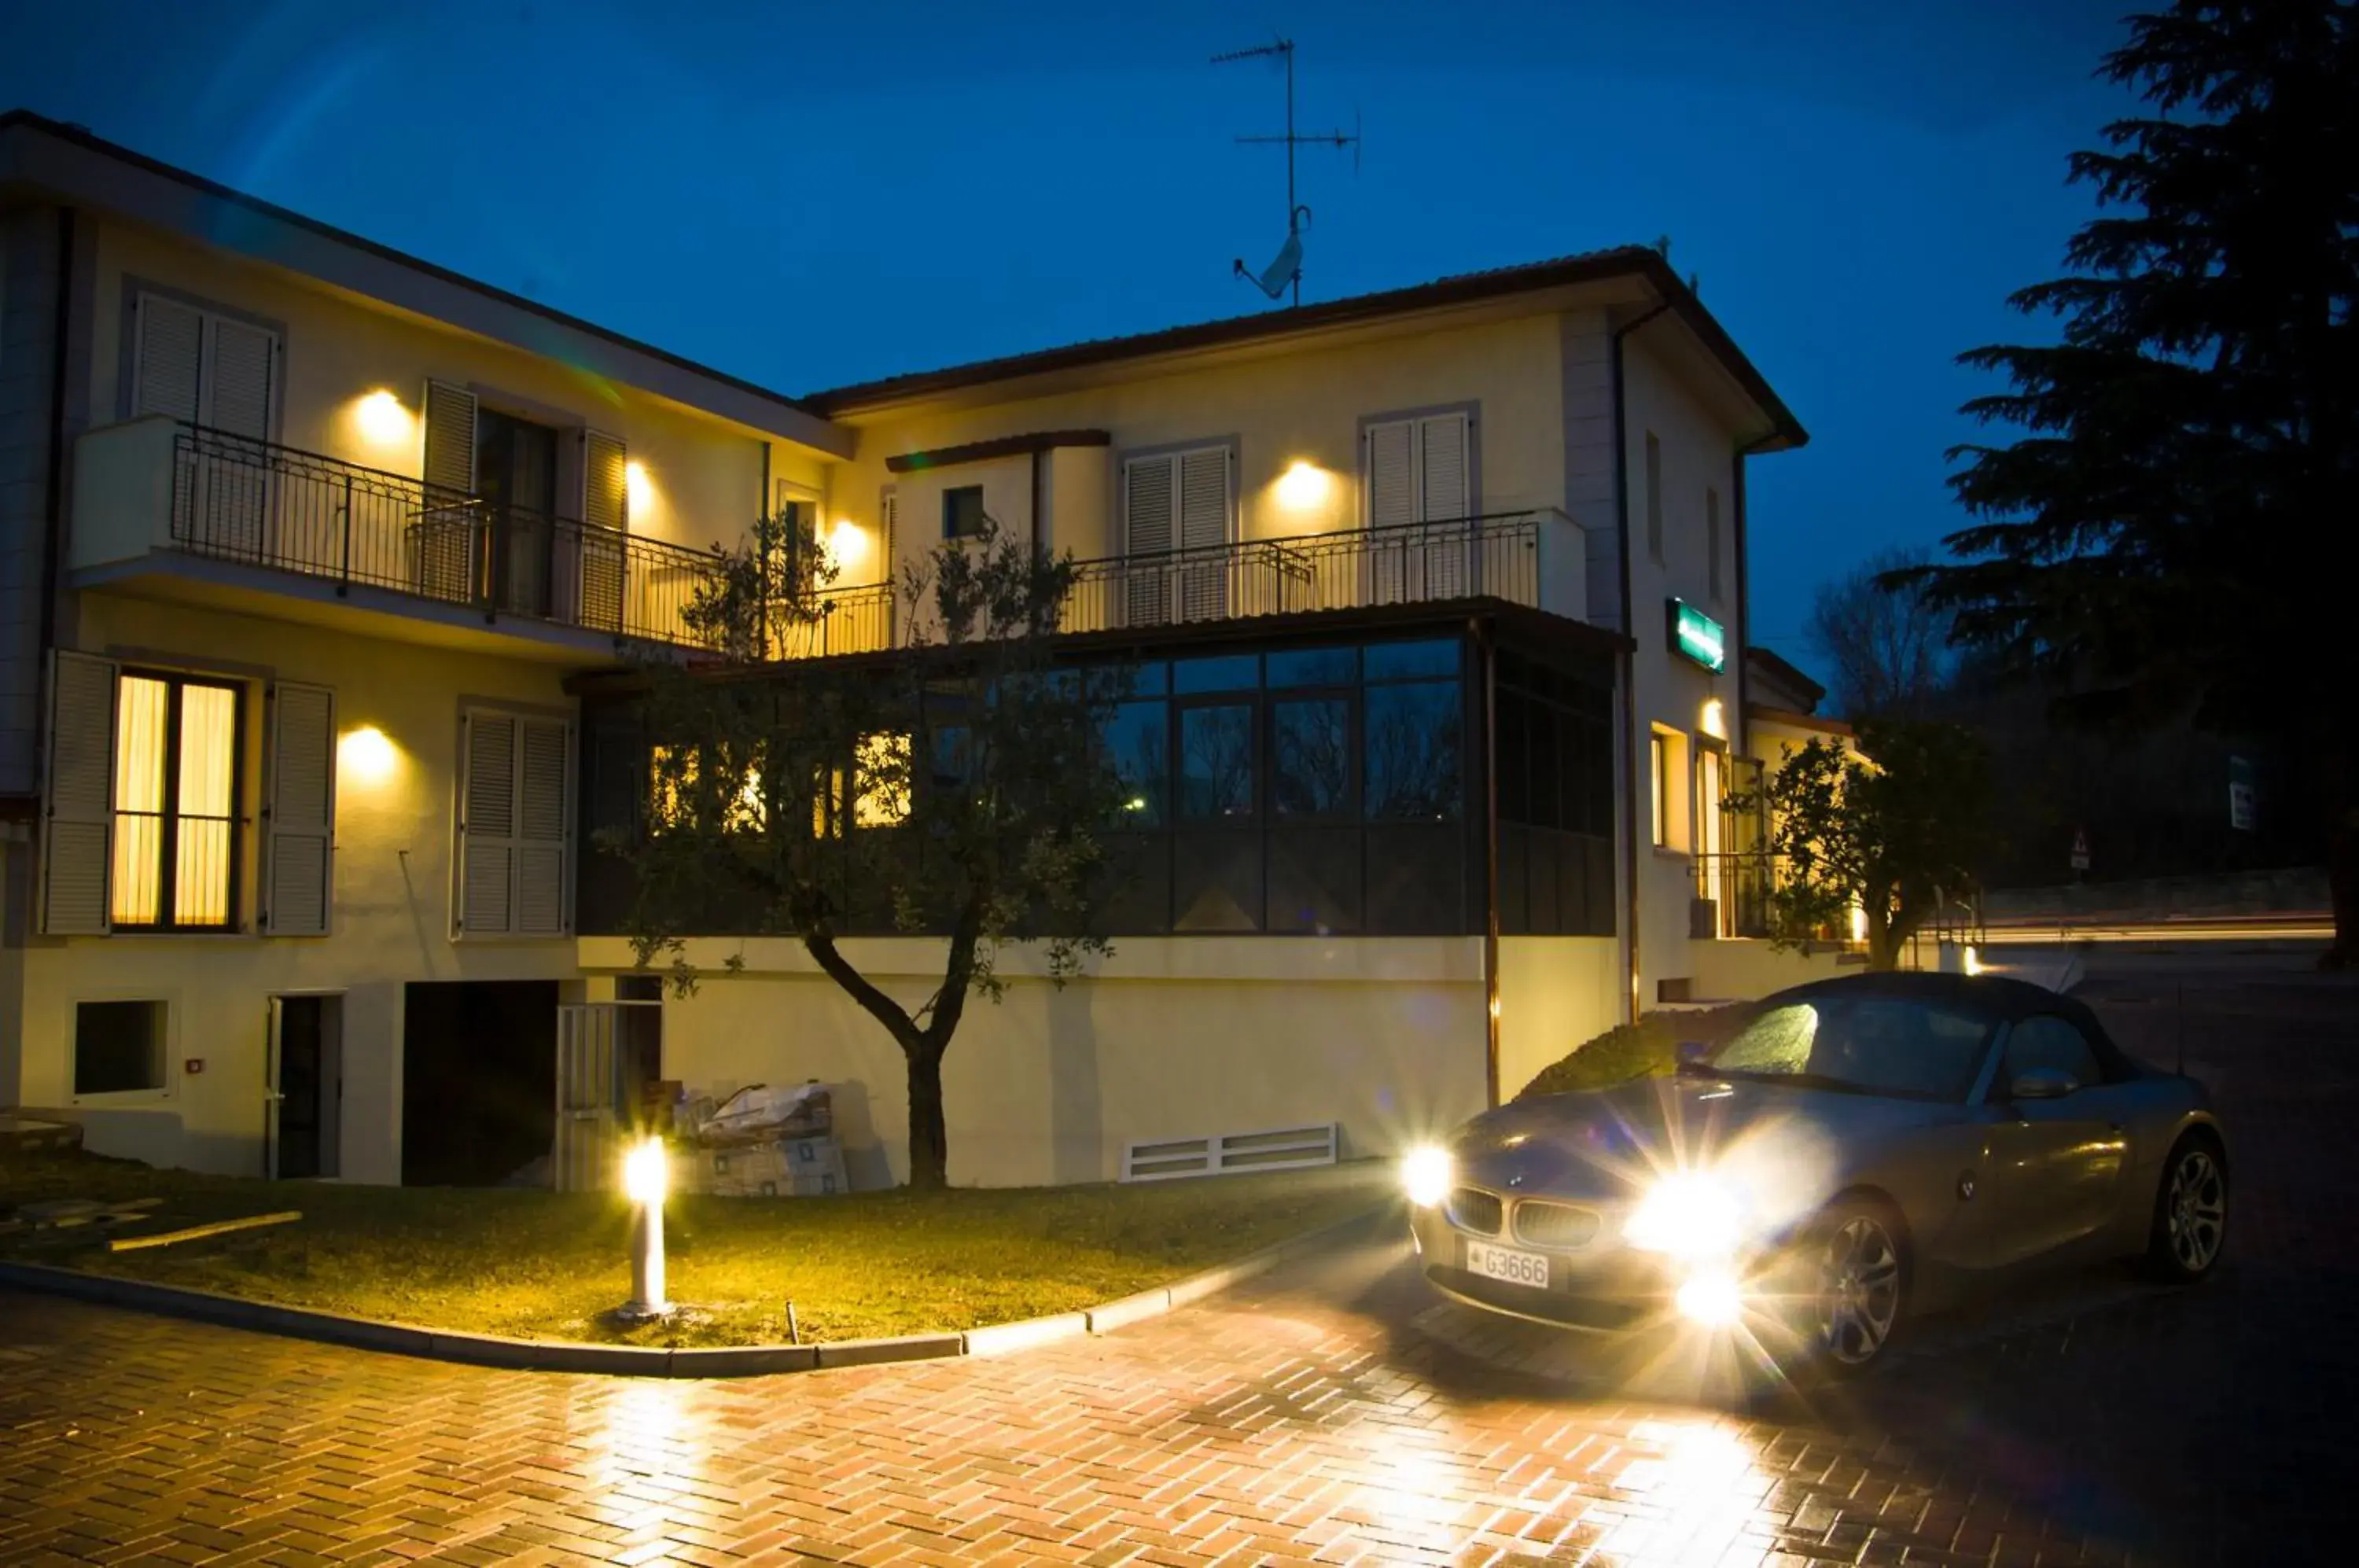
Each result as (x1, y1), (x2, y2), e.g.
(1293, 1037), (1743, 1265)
(1651, 731), (1669, 846)
(130, 291), (276, 440)
(458, 709), (572, 937)
(1180, 705), (1255, 819)
(41, 655), (338, 938)
(1273, 698), (1351, 817)
(1364, 683), (1460, 819)
(112, 672), (241, 931)
(1706, 486), (1723, 602)
(943, 484), (987, 539)
(1122, 447), (1232, 624)
(1709, 997), (1993, 1102)
(852, 733), (911, 827)
(1364, 412), (1472, 528)
(2005, 1015), (2104, 1091)
(1644, 432), (1664, 563)
(1103, 701), (1168, 823)
(75, 1000), (167, 1095)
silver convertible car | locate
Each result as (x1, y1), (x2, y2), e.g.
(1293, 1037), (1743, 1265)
(1404, 972), (2228, 1373)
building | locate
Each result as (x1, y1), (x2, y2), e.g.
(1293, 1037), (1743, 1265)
(1, 111), (1843, 1189)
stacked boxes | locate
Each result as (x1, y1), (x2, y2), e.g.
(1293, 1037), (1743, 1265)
(679, 1080), (849, 1198)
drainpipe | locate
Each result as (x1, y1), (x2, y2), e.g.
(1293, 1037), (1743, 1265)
(1030, 446), (1045, 557)
(1730, 429), (1779, 762)
(28, 207), (78, 816)
(1477, 614), (1500, 1107)
(1610, 299), (1671, 1026)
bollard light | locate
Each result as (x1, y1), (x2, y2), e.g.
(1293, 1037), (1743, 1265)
(620, 1137), (671, 1319)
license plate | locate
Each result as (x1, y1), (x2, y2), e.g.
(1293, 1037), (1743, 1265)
(1465, 1239), (1550, 1289)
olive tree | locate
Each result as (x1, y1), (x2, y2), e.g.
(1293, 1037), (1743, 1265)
(1742, 720), (1992, 971)
(612, 513), (1130, 1190)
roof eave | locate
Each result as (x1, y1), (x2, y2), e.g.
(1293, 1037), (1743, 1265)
(0, 110), (854, 458)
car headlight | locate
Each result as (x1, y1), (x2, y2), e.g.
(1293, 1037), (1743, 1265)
(1623, 1171), (1746, 1260)
(1402, 1144), (1453, 1208)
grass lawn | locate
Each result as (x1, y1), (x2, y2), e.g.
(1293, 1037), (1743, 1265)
(0, 1148), (1385, 1347)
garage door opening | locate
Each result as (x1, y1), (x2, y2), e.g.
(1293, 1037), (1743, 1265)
(401, 980), (558, 1186)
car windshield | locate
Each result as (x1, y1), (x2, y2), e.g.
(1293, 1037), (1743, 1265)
(1696, 995), (1995, 1102)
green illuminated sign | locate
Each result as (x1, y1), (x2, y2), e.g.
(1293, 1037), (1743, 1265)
(1668, 599), (1726, 672)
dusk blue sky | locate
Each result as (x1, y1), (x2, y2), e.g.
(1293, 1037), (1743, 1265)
(4, 1), (2136, 684)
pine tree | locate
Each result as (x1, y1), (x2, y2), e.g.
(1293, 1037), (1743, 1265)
(1904, 0), (2359, 963)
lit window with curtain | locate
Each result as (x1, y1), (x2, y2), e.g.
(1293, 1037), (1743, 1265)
(112, 672), (242, 930)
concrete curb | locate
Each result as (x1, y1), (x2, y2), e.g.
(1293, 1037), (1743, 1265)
(0, 1196), (1396, 1379)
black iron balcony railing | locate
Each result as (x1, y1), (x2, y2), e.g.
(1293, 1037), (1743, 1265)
(128, 423), (1578, 660)
(1691, 849), (1776, 940)
(162, 421), (746, 648)
(1057, 509), (1568, 635)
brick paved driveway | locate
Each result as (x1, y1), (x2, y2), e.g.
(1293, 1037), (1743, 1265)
(2, 948), (2352, 1567)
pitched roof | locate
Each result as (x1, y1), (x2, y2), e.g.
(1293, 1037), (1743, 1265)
(0, 109), (846, 453)
(800, 246), (1809, 450)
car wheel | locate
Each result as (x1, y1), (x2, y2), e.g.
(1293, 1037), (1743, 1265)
(1792, 1199), (1907, 1375)
(2146, 1133), (2228, 1283)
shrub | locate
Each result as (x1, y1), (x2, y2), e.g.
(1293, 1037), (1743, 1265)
(1515, 1003), (1754, 1099)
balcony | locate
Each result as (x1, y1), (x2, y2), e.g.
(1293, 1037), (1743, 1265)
(66, 417), (883, 663)
(71, 419), (1584, 665)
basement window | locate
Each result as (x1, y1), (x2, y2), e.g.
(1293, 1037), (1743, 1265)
(75, 999), (167, 1095)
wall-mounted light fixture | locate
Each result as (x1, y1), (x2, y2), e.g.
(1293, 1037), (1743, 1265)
(1274, 460), (1333, 511)
(828, 519), (870, 573)
(353, 390), (413, 448)
(625, 460), (656, 518)
(338, 725), (400, 786)
(1699, 698), (1728, 742)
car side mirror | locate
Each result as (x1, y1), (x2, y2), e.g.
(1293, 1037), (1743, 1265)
(1676, 1040), (1709, 1066)
(2010, 1066), (2078, 1102)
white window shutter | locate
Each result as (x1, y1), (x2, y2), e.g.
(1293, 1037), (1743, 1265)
(458, 712), (517, 935)
(41, 651), (119, 935)
(1365, 419), (1415, 530)
(421, 380), (478, 499)
(265, 682), (336, 937)
(1124, 455), (1174, 554)
(207, 319), (275, 441)
(1178, 447), (1229, 551)
(515, 718), (572, 936)
(579, 431), (627, 633)
(583, 432), (627, 532)
(1420, 413), (1470, 523)
(133, 294), (204, 423)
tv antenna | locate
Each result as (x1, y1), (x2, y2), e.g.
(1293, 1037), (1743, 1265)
(1213, 38), (1359, 307)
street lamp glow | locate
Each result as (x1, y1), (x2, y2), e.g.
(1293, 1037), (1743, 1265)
(620, 1138), (671, 1319)
(623, 1138), (669, 1205)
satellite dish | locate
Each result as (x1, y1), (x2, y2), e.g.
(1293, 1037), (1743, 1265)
(1236, 229), (1303, 301)
(1235, 204), (1311, 301)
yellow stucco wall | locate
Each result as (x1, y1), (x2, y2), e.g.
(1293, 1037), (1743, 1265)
(580, 934), (1487, 1189)
(825, 311), (1577, 580)
(1494, 936), (1623, 1101)
(1686, 937), (1854, 1001)
(86, 217), (829, 556)
(10, 590), (579, 1180)
(1620, 333), (1749, 1012)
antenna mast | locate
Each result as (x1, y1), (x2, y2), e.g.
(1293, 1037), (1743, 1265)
(1214, 38), (1358, 307)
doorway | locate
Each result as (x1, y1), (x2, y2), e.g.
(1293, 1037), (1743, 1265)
(401, 979), (558, 1186)
(475, 406), (559, 617)
(267, 993), (342, 1180)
